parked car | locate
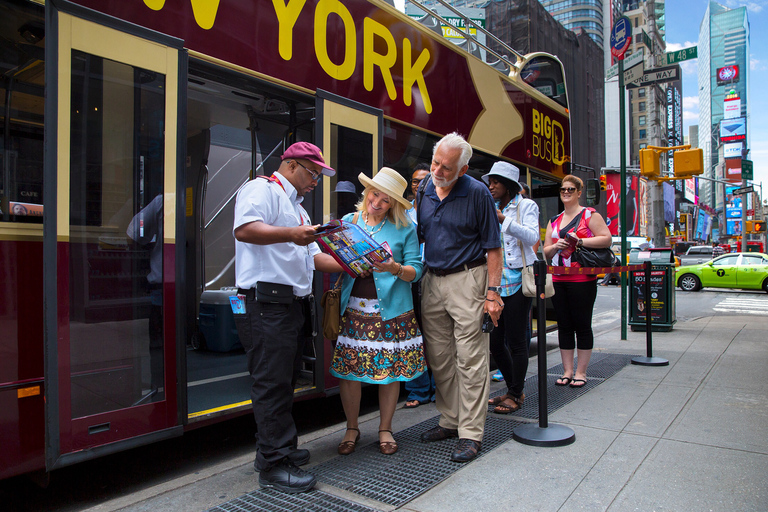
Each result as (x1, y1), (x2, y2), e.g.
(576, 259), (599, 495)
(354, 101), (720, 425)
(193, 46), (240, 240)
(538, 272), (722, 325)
(675, 252), (768, 292)
(678, 245), (714, 266)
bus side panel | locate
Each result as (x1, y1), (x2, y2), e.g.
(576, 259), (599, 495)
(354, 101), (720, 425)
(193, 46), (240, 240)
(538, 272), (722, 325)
(0, 238), (46, 479)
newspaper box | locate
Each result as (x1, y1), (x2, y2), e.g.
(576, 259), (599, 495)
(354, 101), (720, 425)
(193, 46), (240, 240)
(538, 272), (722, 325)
(628, 248), (676, 331)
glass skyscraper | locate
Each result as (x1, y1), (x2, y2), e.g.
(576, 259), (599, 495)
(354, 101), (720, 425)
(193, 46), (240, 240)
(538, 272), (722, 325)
(698, 1), (749, 208)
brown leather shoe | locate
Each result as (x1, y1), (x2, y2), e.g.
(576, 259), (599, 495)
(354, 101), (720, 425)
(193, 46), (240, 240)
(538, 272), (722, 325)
(337, 427), (360, 455)
(378, 429), (398, 455)
(420, 425), (459, 442)
(450, 438), (481, 462)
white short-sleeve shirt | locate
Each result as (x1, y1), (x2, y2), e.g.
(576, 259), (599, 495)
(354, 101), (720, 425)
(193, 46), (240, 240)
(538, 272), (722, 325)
(233, 171), (320, 296)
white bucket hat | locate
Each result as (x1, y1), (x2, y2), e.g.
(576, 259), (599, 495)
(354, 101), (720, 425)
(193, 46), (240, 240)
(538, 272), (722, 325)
(357, 168), (412, 209)
(482, 161), (524, 190)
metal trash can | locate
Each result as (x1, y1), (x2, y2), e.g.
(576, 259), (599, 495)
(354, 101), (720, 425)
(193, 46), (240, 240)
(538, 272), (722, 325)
(628, 248), (676, 332)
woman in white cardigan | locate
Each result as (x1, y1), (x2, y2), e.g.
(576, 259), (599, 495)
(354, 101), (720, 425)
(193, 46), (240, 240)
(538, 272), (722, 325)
(482, 162), (540, 414)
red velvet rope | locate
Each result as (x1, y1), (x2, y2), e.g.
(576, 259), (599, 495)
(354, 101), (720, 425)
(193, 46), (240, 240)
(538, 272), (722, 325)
(547, 264), (646, 275)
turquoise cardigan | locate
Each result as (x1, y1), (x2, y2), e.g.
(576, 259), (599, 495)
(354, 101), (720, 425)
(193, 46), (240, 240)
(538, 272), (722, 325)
(339, 212), (423, 321)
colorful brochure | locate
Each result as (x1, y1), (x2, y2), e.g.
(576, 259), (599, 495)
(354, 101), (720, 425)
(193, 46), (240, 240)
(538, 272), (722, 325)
(316, 220), (391, 277)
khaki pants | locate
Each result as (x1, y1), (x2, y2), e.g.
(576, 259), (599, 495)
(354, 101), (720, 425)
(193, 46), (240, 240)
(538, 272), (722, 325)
(420, 265), (489, 441)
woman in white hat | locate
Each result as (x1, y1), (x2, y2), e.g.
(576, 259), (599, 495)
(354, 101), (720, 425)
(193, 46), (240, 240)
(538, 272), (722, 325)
(482, 162), (540, 413)
(330, 167), (426, 456)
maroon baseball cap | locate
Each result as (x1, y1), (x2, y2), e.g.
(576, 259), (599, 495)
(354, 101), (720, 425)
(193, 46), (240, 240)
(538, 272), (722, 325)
(281, 142), (336, 176)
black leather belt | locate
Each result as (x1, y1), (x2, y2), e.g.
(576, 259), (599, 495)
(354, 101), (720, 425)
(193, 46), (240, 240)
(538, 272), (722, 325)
(427, 257), (486, 277)
(237, 288), (310, 302)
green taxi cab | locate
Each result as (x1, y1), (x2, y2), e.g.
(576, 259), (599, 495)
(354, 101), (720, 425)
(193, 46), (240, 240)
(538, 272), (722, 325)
(675, 252), (768, 293)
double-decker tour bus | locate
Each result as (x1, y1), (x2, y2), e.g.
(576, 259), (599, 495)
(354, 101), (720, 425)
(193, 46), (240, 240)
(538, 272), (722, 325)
(0, 0), (571, 480)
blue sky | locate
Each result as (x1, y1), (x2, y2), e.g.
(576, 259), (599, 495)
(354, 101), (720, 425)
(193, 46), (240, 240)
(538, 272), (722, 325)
(666, 0), (767, 193)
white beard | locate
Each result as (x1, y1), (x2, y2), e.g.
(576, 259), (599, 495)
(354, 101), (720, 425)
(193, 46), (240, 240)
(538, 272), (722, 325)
(432, 174), (459, 189)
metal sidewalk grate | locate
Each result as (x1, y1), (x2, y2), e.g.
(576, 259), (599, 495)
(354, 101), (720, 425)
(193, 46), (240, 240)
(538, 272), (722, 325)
(211, 353), (635, 512)
(208, 488), (382, 512)
(488, 353), (638, 419)
(312, 416), (524, 506)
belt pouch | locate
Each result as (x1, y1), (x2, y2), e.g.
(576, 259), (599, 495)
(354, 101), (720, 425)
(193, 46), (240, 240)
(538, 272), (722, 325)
(255, 282), (293, 304)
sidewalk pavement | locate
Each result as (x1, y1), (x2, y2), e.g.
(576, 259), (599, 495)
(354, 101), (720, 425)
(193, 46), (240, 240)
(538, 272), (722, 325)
(90, 314), (768, 511)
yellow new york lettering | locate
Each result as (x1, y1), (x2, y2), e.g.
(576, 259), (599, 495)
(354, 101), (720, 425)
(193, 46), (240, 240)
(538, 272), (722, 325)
(314, 0), (356, 80)
(273, 0), (308, 61)
(143, 0), (221, 30)
(402, 39), (432, 114)
(363, 18), (396, 100)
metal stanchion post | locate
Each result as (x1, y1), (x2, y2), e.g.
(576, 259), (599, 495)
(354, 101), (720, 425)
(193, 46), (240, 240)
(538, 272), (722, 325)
(513, 260), (575, 447)
(632, 260), (669, 366)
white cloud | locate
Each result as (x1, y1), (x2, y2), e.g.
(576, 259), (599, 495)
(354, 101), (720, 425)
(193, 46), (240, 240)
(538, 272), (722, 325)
(723, 0), (765, 13)
(751, 57), (766, 71)
(666, 41), (698, 52)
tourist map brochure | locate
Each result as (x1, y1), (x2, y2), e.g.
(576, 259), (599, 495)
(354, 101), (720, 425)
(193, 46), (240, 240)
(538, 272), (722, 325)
(316, 220), (391, 277)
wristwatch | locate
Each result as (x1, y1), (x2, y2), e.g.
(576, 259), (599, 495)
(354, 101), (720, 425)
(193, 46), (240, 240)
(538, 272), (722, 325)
(487, 286), (501, 294)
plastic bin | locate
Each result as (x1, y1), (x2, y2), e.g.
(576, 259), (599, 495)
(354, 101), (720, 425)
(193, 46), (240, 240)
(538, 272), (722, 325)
(198, 288), (242, 352)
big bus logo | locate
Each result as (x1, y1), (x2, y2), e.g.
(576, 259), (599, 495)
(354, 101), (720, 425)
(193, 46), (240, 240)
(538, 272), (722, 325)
(531, 108), (566, 165)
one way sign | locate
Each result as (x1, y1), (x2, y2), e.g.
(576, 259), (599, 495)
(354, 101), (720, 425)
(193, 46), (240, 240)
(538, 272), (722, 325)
(625, 64), (681, 89)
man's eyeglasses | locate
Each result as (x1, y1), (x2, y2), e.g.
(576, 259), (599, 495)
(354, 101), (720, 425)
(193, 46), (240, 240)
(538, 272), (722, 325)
(560, 187), (577, 194)
(295, 161), (321, 181)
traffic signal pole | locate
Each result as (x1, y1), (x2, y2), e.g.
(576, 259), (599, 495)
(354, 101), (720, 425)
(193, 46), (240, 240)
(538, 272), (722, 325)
(619, 58), (628, 341)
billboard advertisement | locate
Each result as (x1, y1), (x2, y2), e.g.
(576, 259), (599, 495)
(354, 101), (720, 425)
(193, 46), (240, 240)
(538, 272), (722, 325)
(725, 158), (743, 182)
(720, 117), (746, 142)
(605, 174), (639, 236)
(716, 65), (740, 85)
(723, 142), (742, 159)
(723, 97), (741, 119)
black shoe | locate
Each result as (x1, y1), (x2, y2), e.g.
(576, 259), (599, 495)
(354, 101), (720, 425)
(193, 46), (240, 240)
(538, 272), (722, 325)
(420, 425), (459, 442)
(288, 449), (310, 466)
(258, 460), (317, 494)
(450, 438), (481, 462)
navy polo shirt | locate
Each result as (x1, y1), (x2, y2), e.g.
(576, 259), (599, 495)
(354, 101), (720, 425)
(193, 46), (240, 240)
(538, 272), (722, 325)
(418, 174), (501, 270)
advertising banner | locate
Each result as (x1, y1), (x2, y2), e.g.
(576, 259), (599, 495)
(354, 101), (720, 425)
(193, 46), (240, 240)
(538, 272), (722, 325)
(723, 142), (742, 159)
(630, 268), (669, 323)
(725, 158), (742, 182)
(716, 65), (740, 85)
(723, 97), (741, 119)
(720, 118), (746, 142)
(604, 174), (639, 236)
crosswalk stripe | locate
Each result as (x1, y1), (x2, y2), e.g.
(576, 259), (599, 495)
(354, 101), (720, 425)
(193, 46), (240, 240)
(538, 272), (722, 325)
(713, 296), (768, 315)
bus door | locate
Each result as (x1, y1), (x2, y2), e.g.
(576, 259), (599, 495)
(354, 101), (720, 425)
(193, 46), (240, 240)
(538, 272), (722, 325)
(314, 90), (382, 392)
(45, 8), (185, 470)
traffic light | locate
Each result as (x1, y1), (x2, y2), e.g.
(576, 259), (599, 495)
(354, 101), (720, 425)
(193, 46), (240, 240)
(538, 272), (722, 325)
(639, 148), (660, 178)
(755, 221), (766, 232)
(745, 220), (753, 233)
(674, 148), (704, 177)
(599, 175), (607, 191)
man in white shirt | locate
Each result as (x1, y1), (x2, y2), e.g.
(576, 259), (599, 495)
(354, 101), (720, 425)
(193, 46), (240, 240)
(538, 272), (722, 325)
(233, 141), (341, 493)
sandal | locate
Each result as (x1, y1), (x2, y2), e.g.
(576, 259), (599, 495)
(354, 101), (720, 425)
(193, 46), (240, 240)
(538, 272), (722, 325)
(337, 427), (360, 455)
(404, 399), (428, 409)
(570, 378), (587, 388)
(493, 396), (521, 414)
(488, 393), (510, 405)
(555, 376), (573, 386)
(378, 429), (398, 455)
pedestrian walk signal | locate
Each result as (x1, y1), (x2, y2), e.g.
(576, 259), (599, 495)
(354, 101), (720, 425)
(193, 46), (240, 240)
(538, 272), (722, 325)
(599, 175), (607, 191)
(673, 148), (704, 177)
(754, 221), (766, 233)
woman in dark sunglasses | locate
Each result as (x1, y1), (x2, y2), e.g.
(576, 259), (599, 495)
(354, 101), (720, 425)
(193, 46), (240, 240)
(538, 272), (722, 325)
(542, 175), (611, 389)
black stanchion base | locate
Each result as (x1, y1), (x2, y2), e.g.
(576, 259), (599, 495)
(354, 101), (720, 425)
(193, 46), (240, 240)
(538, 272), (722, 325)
(513, 423), (575, 447)
(631, 356), (669, 366)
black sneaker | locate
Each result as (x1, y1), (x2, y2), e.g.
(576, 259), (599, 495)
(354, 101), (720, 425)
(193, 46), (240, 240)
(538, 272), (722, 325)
(258, 459), (317, 494)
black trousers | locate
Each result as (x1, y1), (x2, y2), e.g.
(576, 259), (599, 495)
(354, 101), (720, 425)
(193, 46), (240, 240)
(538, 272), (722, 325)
(551, 280), (598, 350)
(234, 296), (306, 471)
(489, 288), (532, 398)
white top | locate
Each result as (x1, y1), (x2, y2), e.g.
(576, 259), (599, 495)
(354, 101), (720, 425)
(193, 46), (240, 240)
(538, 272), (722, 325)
(500, 196), (540, 268)
(233, 171), (320, 296)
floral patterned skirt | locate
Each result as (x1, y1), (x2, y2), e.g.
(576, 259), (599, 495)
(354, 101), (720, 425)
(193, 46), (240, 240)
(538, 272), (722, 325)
(330, 296), (426, 384)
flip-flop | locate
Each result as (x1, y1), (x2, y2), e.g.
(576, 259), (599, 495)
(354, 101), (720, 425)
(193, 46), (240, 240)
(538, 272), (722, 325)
(569, 378), (587, 388)
(555, 376), (572, 386)
(404, 400), (428, 409)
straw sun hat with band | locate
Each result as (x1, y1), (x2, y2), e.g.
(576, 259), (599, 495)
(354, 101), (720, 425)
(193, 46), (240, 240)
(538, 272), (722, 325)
(357, 167), (412, 209)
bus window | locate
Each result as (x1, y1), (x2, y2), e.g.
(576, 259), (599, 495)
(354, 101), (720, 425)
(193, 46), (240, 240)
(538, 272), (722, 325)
(519, 55), (569, 109)
(0, 7), (44, 223)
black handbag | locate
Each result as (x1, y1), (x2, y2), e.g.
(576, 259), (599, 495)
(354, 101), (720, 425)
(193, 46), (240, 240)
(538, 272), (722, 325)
(572, 246), (619, 268)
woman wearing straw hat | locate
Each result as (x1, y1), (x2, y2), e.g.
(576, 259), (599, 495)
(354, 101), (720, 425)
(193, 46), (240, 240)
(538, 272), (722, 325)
(330, 167), (426, 456)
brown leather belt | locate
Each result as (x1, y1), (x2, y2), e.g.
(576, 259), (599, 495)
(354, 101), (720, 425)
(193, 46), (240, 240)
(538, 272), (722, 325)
(427, 257), (486, 277)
